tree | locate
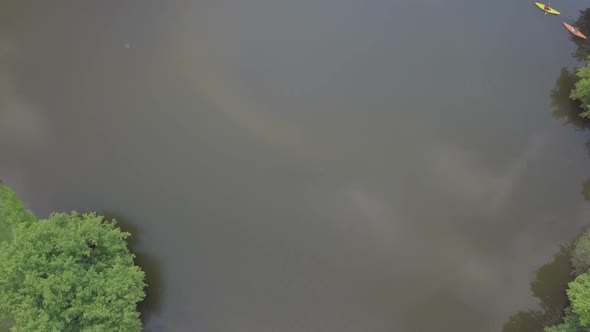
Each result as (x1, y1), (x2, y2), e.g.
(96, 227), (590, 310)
(571, 229), (590, 275)
(0, 211), (146, 331)
(0, 184), (37, 332)
(571, 64), (590, 119)
(0, 311), (14, 332)
(544, 309), (585, 332)
(0, 185), (36, 242)
(567, 274), (590, 327)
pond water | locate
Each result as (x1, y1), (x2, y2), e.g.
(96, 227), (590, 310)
(3, 0), (590, 331)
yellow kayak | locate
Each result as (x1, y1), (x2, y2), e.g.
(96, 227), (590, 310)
(534, 2), (560, 15)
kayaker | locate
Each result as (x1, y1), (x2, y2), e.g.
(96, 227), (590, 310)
(544, 4), (550, 11)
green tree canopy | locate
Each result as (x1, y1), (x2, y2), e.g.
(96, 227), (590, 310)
(544, 309), (585, 332)
(567, 274), (590, 327)
(0, 185), (36, 242)
(0, 210), (146, 331)
(571, 65), (590, 119)
(572, 229), (590, 275)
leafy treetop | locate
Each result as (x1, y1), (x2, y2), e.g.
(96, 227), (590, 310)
(0, 185), (36, 242)
(0, 209), (146, 332)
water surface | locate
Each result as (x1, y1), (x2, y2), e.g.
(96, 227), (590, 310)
(2, 0), (590, 331)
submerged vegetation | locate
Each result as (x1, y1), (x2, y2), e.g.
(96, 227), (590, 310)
(0, 185), (146, 331)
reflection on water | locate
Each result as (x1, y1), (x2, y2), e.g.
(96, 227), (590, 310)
(551, 68), (588, 130)
(550, 67), (590, 203)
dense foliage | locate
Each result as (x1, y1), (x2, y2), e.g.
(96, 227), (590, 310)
(0, 185), (146, 331)
(572, 230), (590, 276)
(571, 64), (590, 119)
(568, 274), (590, 327)
(0, 184), (36, 242)
(543, 308), (585, 332)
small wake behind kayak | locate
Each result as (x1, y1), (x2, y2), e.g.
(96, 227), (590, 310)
(563, 22), (587, 39)
(534, 2), (560, 15)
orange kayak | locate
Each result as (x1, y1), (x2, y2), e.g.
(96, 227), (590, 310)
(563, 22), (587, 39)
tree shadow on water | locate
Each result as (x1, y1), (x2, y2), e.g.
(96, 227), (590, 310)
(550, 7), (590, 129)
(551, 66), (590, 202)
(549, 7), (590, 204)
(502, 245), (575, 332)
(550, 67), (590, 131)
(98, 211), (164, 327)
(551, 66), (590, 166)
(582, 180), (590, 202)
